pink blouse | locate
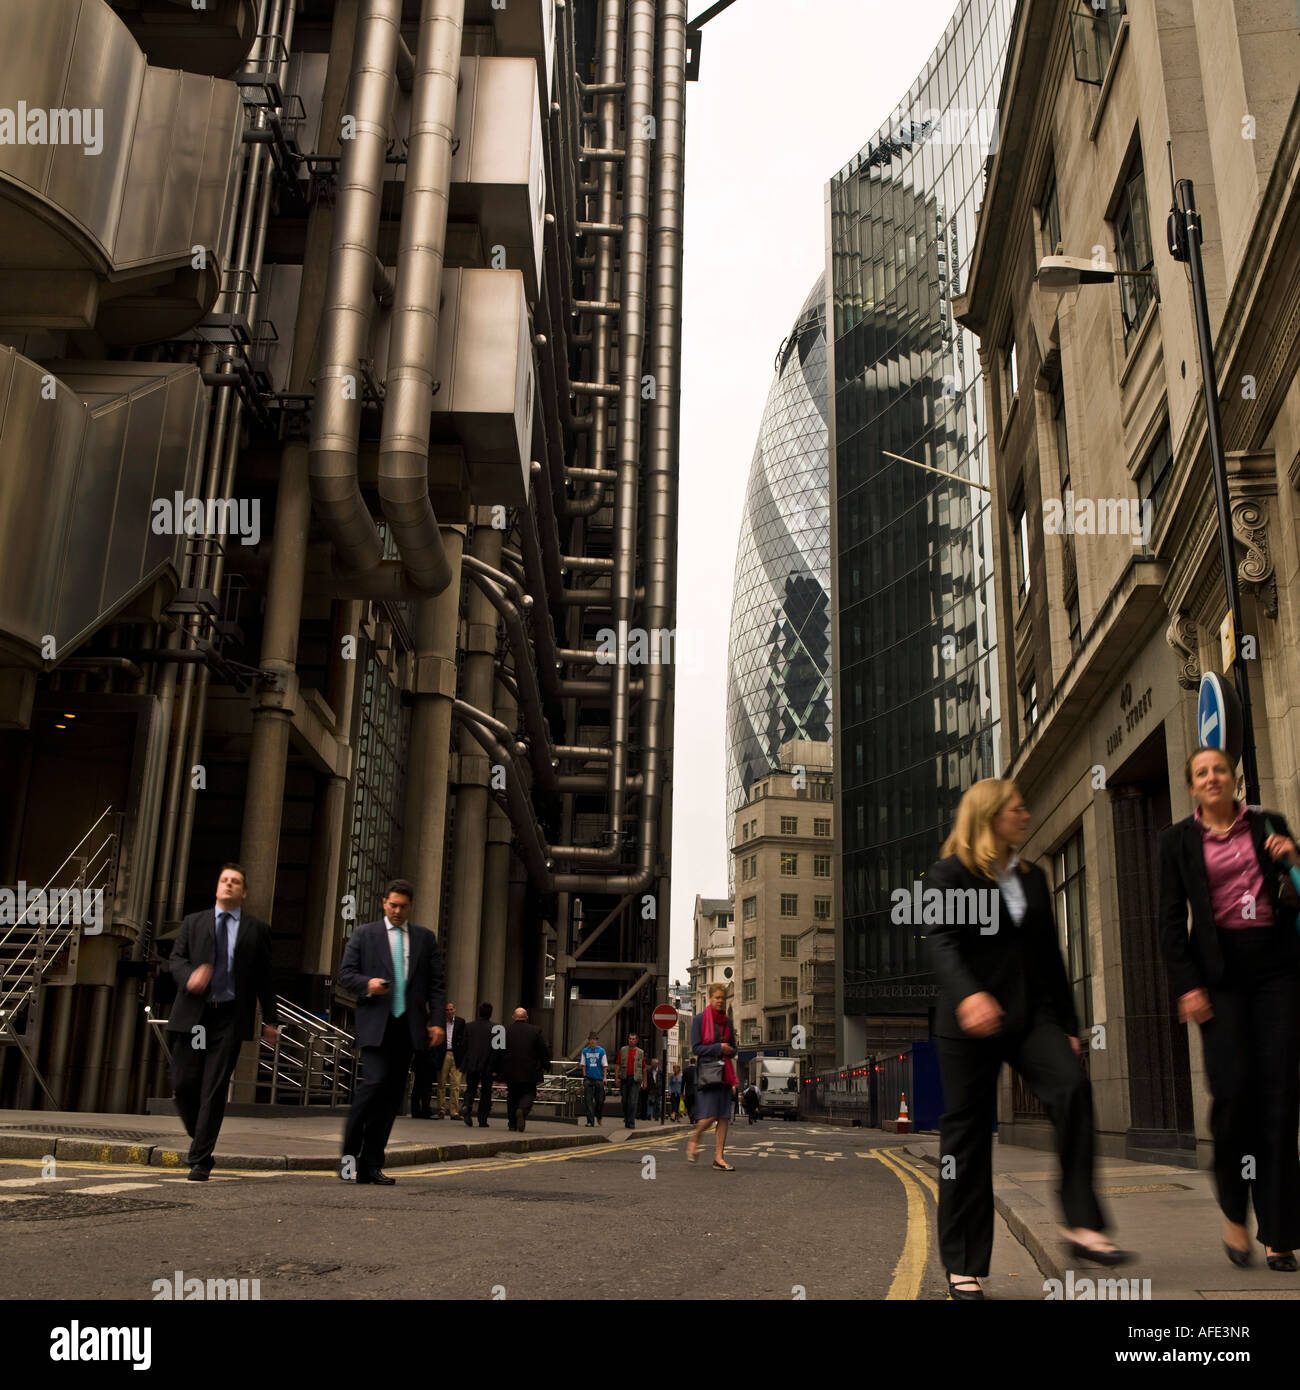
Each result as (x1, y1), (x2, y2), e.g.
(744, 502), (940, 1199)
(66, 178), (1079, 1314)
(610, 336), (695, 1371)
(1196, 802), (1274, 929)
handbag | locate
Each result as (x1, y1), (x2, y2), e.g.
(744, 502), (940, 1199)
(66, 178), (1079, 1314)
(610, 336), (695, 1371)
(1262, 817), (1300, 930)
(697, 1059), (725, 1087)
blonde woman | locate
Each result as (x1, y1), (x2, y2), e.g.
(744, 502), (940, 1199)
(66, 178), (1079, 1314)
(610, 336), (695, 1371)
(927, 779), (1129, 1299)
(687, 984), (738, 1170)
(1158, 746), (1300, 1270)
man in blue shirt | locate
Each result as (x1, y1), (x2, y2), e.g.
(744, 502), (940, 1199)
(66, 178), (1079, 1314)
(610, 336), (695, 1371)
(580, 1031), (608, 1127)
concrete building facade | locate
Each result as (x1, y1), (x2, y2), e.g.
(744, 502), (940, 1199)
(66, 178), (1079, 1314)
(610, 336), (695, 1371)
(956, 0), (1300, 1164)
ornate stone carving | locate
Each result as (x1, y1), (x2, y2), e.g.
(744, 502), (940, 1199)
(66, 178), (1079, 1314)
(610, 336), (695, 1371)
(1230, 497), (1278, 618)
(1165, 611), (1200, 690)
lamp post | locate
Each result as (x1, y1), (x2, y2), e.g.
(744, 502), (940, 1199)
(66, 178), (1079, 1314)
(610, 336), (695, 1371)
(1037, 173), (1260, 803)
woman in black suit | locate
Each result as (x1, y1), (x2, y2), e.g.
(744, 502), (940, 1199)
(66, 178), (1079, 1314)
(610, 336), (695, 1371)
(1158, 745), (1300, 1270)
(927, 778), (1128, 1299)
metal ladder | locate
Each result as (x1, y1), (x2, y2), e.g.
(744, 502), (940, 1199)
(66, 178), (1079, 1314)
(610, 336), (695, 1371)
(0, 808), (120, 1107)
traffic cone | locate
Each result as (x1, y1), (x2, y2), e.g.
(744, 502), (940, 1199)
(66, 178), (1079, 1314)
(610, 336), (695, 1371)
(895, 1093), (911, 1134)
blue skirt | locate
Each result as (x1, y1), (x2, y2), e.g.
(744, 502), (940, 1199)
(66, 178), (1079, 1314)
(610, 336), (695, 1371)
(695, 1084), (732, 1119)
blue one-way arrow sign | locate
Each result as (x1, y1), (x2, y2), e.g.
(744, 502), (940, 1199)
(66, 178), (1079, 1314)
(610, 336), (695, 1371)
(1197, 672), (1242, 761)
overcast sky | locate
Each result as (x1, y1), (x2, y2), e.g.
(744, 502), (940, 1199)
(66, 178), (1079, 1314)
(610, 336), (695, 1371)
(669, 0), (962, 984)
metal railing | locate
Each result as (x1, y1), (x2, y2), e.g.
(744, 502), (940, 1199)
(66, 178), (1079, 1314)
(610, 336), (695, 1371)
(259, 997), (358, 1106)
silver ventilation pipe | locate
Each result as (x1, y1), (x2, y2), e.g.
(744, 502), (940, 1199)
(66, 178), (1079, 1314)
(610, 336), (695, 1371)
(564, 0), (623, 519)
(308, 0), (401, 574)
(377, 0), (463, 593)
(555, 0), (684, 892)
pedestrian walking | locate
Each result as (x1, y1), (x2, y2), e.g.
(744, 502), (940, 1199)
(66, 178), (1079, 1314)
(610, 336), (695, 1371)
(682, 1060), (697, 1123)
(168, 864), (280, 1181)
(580, 1030), (608, 1126)
(616, 1031), (647, 1129)
(500, 1007), (550, 1133)
(687, 985), (739, 1170)
(647, 1060), (662, 1120)
(339, 879), (445, 1186)
(742, 1082), (760, 1124)
(928, 779), (1129, 1299)
(433, 1002), (467, 1118)
(668, 1064), (683, 1122)
(1159, 745), (1300, 1271)
(461, 1002), (497, 1127)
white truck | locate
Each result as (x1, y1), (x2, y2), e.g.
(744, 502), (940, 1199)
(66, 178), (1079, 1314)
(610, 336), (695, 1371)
(753, 1057), (800, 1120)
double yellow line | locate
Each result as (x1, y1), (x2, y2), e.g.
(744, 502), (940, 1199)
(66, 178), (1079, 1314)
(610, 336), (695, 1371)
(868, 1146), (938, 1301)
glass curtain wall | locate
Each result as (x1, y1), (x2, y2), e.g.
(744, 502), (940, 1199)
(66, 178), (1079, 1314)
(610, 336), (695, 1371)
(827, 0), (1011, 1031)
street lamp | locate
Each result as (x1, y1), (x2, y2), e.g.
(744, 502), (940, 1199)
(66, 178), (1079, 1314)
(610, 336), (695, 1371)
(1035, 172), (1260, 803)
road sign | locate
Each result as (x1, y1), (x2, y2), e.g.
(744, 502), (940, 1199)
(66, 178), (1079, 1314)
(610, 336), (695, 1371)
(1197, 671), (1242, 762)
(651, 1004), (677, 1031)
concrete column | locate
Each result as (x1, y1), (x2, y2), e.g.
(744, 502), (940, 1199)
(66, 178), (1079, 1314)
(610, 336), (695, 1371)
(477, 676), (516, 1011)
(78, 985), (113, 1112)
(503, 859), (527, 1012)
(44, 986), (75, 1110)
(444, 521), (503, 1007)
(402, 528), (465, 935)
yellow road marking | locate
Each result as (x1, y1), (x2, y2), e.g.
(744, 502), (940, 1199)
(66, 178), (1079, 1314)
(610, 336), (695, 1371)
(882, 1147), (939, 1201)
(870, 1146), (930, 1301)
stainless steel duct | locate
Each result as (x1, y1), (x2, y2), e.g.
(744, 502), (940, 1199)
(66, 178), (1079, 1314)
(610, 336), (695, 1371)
(377, 0), (464, 594)
(554, 0), (684, 892)
(308, 0), (401, 573)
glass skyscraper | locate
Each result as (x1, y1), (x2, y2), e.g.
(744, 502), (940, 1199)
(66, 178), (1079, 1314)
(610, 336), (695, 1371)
(827, 0), (1011, 1048)
(726, 275), (832, 871)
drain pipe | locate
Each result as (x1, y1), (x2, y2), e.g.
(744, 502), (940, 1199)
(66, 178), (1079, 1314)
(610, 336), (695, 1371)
(309, 0), (401, 573)
(554, 0), (684, 892)
(377, 0), (463, 593)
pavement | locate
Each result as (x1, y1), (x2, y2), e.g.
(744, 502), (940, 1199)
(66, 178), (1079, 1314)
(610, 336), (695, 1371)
(0, 1107), (618, 1171)
(906, 1136), (1300, 1300)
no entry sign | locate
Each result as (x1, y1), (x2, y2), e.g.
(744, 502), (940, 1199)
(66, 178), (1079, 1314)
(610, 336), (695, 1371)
(652, 1004), (678, 1031)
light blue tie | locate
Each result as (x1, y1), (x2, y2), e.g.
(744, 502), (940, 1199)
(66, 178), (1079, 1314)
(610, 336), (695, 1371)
(390, 926), (406, 1018)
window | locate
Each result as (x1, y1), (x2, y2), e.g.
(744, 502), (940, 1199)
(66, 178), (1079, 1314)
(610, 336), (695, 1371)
(743, 980), (756, 1003)
(813, 818), (831, 837)
(1052, 380), (1071, 495)
(813, 854), (832, 878)
(780, 816), (798, 835)
(743, 937), (757, 961)
(1054, 828), (1092, 1030)
(1022, 679), (1038, 732)
(814, 896), (831, 920)
(1136, 421), (1172, 531)
(780, 935), (798, 959)
(1114, 144), (1154, 344)
(750, 819), (758, 838)
(780, 853), (798, 876)
(749, 854), (758, 878)
(1012, 499), (1031, 601)
(780, 977), (798, 1001)
(1040, 159), (1061, 256)
(741, 822), (749, 843)
(1067, 590), (1081, 651)
(741, 858), (748, 881)
(779, 893), (798, 916)
(767, 1017), (786, 1043)
(745, 1020), (760, 1042)
(1000, 333), (1018, 424)
(743, 896), (756, 921)
(1070, 0), (1125, 84)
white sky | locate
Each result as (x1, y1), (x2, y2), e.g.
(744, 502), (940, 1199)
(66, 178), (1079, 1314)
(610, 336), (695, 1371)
(669, 0), (962, 984)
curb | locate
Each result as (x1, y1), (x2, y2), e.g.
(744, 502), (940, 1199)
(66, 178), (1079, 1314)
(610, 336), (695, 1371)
(0, 1128), (611, 1173)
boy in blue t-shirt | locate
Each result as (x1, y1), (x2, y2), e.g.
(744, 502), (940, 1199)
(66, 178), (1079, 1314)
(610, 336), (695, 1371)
(580, 1032), (608, 1126)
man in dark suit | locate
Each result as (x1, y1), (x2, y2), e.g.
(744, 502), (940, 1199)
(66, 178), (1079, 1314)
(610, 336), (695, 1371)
(168, 863), (279, 1181)
(500, 1007), (550, 1133)
(461, 1001), (499, 1128)
(338, 879), (445, 1184)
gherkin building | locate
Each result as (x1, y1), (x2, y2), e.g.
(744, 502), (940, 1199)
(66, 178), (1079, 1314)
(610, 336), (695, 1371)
(725, 275), (831, 869)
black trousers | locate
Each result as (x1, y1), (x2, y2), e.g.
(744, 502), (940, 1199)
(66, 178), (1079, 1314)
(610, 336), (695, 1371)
(410, 1048), (438, 1117)
(463, 1070), (494, 1124)
(170, 1002), (243, 1169)
(1202, 927), (1300, 1248)
(343, 1014), (414, 1170)
(506, 1082), (536, 1128)
(937, 1012), (1104, 1276)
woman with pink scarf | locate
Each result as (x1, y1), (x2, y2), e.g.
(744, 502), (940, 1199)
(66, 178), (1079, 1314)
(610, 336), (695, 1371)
(687, 983), (739, 1169)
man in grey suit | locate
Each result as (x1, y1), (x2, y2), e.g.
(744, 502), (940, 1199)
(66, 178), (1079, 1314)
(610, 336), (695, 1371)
(338, 879), (445, 1184)
(168, 863), (279, 1181)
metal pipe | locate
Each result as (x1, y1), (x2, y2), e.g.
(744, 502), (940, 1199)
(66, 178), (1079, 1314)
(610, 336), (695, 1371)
(378, 0), (464, 593)
(555, 0), (684, 891)
(308, 0), (401, 573)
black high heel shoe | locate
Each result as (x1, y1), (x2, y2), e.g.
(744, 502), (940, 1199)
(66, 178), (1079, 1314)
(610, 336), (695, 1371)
(1065, 1238), (1134, 1267)
(947, 1273), (984, 1301)
(1223, 1240), (1252, 1267)
(1265, 1250), (1297, 1272)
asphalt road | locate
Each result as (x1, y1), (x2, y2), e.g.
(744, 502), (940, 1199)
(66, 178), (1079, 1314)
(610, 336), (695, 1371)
(0, 1123), (1044, 1300)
